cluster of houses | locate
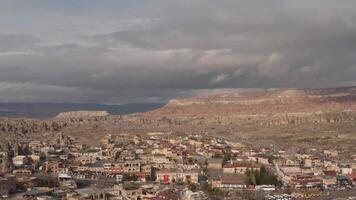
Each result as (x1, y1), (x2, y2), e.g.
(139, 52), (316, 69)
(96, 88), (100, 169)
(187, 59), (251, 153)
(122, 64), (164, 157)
(275, 149), (356, 192)
(0, 131), (356, 199)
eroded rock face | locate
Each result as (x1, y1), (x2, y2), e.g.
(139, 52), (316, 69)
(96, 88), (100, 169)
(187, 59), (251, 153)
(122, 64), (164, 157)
(149, 87), (356, 116)
(55, 110), (110, 119)
(1, 87), (356, 143)
(139, 87), (356, 126)
(0, 118), (63, 136)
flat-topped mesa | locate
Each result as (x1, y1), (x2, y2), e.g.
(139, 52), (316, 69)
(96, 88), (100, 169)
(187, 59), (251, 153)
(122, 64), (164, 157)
(166, 89), (307, 106)
(147, 87), (356, 116)
(55, 110), (110, 119)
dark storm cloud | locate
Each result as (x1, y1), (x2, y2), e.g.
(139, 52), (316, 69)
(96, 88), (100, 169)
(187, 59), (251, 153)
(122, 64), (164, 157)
(0, 0), (356, 103)
(0, 33), (40, 52)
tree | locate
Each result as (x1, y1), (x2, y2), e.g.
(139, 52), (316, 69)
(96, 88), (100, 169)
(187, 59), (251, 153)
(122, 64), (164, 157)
(243, 166), (280, 186)
(39, 176), (59, 187)
(267, 155), (276, 164)
(145, 175), (155, 181)
(223, 153), (233, 164)
(122, 174), (138, 182)
(260, 166), (267, 178)
(201, 182), (224, 200)
(244, 168), (253, 185)
(123, 182), (139, 190)
(258, 166), (279, 186)
(202, 182), (211, 192)
(254, 169), (260, 185)
(188, 183), (198, 191)
(176, 179), (184, 185)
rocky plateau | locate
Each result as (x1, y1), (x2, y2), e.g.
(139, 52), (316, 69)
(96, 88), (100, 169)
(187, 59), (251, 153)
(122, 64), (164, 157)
(1, 86), (356, 150)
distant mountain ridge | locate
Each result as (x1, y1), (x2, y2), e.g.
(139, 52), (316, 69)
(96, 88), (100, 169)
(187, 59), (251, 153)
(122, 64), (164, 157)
(0, 102), (164, 119)
(147, 86), (356, 116)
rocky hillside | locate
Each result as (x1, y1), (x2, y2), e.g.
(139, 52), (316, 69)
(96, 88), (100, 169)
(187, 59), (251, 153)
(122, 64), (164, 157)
(150, 87), (356, 115)
(1, 86), (356, 146)
(0, 118), (62, 134)
(144, 87), (356, 126)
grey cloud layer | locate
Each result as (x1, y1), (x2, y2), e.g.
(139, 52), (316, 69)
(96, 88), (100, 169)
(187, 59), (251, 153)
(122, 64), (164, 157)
(1, 0), (356, 103)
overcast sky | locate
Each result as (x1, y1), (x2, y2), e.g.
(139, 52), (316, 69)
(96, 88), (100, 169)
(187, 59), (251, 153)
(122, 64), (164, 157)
(1, 0), (356, 103)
